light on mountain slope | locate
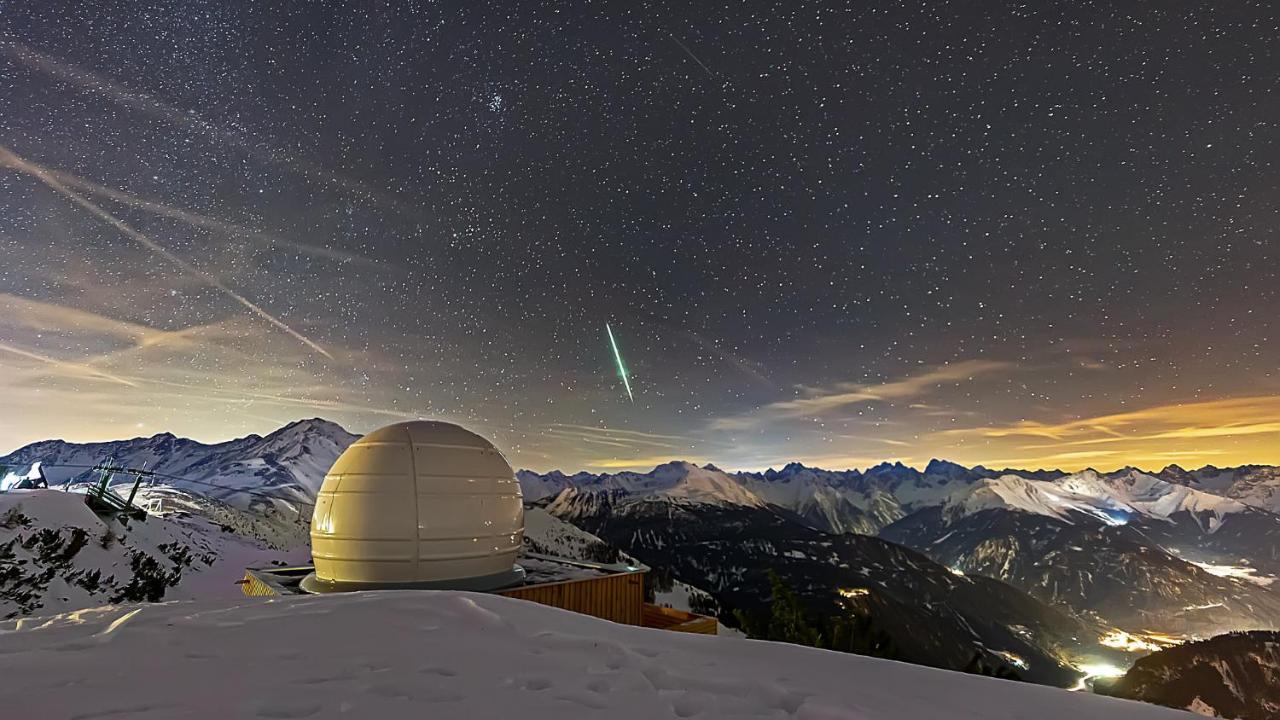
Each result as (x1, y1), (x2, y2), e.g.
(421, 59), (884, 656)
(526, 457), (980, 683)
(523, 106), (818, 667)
(1100, 630), (1183, 653)
(1070, 662), (1127, 692)
(1189, 560), (1276, 587)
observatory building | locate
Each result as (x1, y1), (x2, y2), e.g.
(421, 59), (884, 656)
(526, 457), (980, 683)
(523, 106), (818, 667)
(302, 420), (525, 593)
(243, 420), (716, 635)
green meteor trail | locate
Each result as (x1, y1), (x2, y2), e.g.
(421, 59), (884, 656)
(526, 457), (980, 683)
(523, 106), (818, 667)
(605, 322), (634, 402)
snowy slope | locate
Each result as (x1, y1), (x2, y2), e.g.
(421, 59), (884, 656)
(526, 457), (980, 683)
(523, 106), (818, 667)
(0, 591), (1193, 720)
(0, 489), (304, 618)
(522, 505), (632, 565)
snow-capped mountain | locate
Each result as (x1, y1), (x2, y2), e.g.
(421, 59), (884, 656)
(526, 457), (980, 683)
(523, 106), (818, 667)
(1159, 464), (1280, 515)
(522, 459), (1280, 643)
(1098, 630), (1280, 719)
(0, 489), (303, 619)
(0, 418), (358, 511)
(516, 469), (604, 502)
(882, 501), (1280, 636)
(876, 467), (1280, 635)
(0, 591), (1191, 720)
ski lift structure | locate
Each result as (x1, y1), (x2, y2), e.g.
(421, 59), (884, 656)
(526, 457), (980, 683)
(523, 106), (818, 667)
(82, 460), (151, 521)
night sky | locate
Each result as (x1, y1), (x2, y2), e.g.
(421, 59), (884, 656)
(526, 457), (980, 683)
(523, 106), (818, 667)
(1, 2), (1277, 472)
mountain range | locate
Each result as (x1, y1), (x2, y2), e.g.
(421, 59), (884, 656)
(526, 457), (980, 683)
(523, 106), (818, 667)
(0, 419), (357, 509)
(523, 458), (1280, 640)
(5, 419), (1280, 689)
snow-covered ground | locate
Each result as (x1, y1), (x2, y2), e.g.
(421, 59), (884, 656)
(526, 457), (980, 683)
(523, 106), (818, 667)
(0, 591), (1192, 720)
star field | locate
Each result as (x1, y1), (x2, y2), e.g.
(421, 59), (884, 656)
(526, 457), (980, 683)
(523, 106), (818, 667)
(0, 1), (1277, 472)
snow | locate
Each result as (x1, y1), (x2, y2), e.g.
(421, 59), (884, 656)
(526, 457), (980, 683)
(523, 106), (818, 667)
(1188, 560), (1276, 588)
(0, 590), (1192, 720)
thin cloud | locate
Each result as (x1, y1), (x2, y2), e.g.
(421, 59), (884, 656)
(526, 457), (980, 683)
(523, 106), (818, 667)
(932, 395), (1280, 471)
(0, 145), (334, 361)
(710, 360), (1011, 431)
(950, 396), (1280, 445)
(0, 341), (138, 387)
(48, 168), (385, 269)
(586, 455), (704, 470)
(547, 423), (686, 450)
(3, 41), (421, 219)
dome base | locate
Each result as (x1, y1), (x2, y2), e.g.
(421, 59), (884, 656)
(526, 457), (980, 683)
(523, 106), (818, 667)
(298, 564), (526, 595)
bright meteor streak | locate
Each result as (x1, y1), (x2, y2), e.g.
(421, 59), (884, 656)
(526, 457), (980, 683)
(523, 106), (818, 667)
(606, 323), (634, 402)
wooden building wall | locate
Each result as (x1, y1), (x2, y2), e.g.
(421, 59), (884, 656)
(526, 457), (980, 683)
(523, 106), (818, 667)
(240, 571), (282, 598)
(496, 571), (644, 626)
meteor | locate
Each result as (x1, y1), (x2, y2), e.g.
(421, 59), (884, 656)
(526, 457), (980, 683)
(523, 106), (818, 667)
(605, 323), (634, 402)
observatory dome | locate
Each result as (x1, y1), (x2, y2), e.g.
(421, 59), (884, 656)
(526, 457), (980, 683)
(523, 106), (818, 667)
(302, 421), (525, 593)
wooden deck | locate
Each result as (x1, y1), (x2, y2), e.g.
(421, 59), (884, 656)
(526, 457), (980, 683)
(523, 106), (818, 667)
(641, 603), (718, 634)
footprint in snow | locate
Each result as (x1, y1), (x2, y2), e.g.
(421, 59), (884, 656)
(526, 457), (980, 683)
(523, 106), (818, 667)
(255, 700), (321, 719)
(554, 692), (611, 709)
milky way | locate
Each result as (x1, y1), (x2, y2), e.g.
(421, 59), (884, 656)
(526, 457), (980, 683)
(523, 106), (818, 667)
(1, 2), (1276, 472)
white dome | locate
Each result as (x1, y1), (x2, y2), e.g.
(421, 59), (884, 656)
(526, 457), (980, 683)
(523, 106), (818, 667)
(305, 421), (524, 592)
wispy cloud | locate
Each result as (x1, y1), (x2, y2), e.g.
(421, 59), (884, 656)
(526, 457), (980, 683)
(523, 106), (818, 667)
(0, 292), (426, 452)
(0, 341), (138, 387)
(710, 360), (1011, 431)
(950, 396), (1280, 445)
(47, 168), (385, 269)
(0, 145), (334, 360)
(3, 41), (420, 219)
(586, 455), (704, 470)
(933, 395), (1280, 471)
(548, 424), (685, 447)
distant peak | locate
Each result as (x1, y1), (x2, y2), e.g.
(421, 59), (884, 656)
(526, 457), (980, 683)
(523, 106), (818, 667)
(653, 460), (699, 473)
(924, 458), (969, 474)
(270, 418), (354, 438)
